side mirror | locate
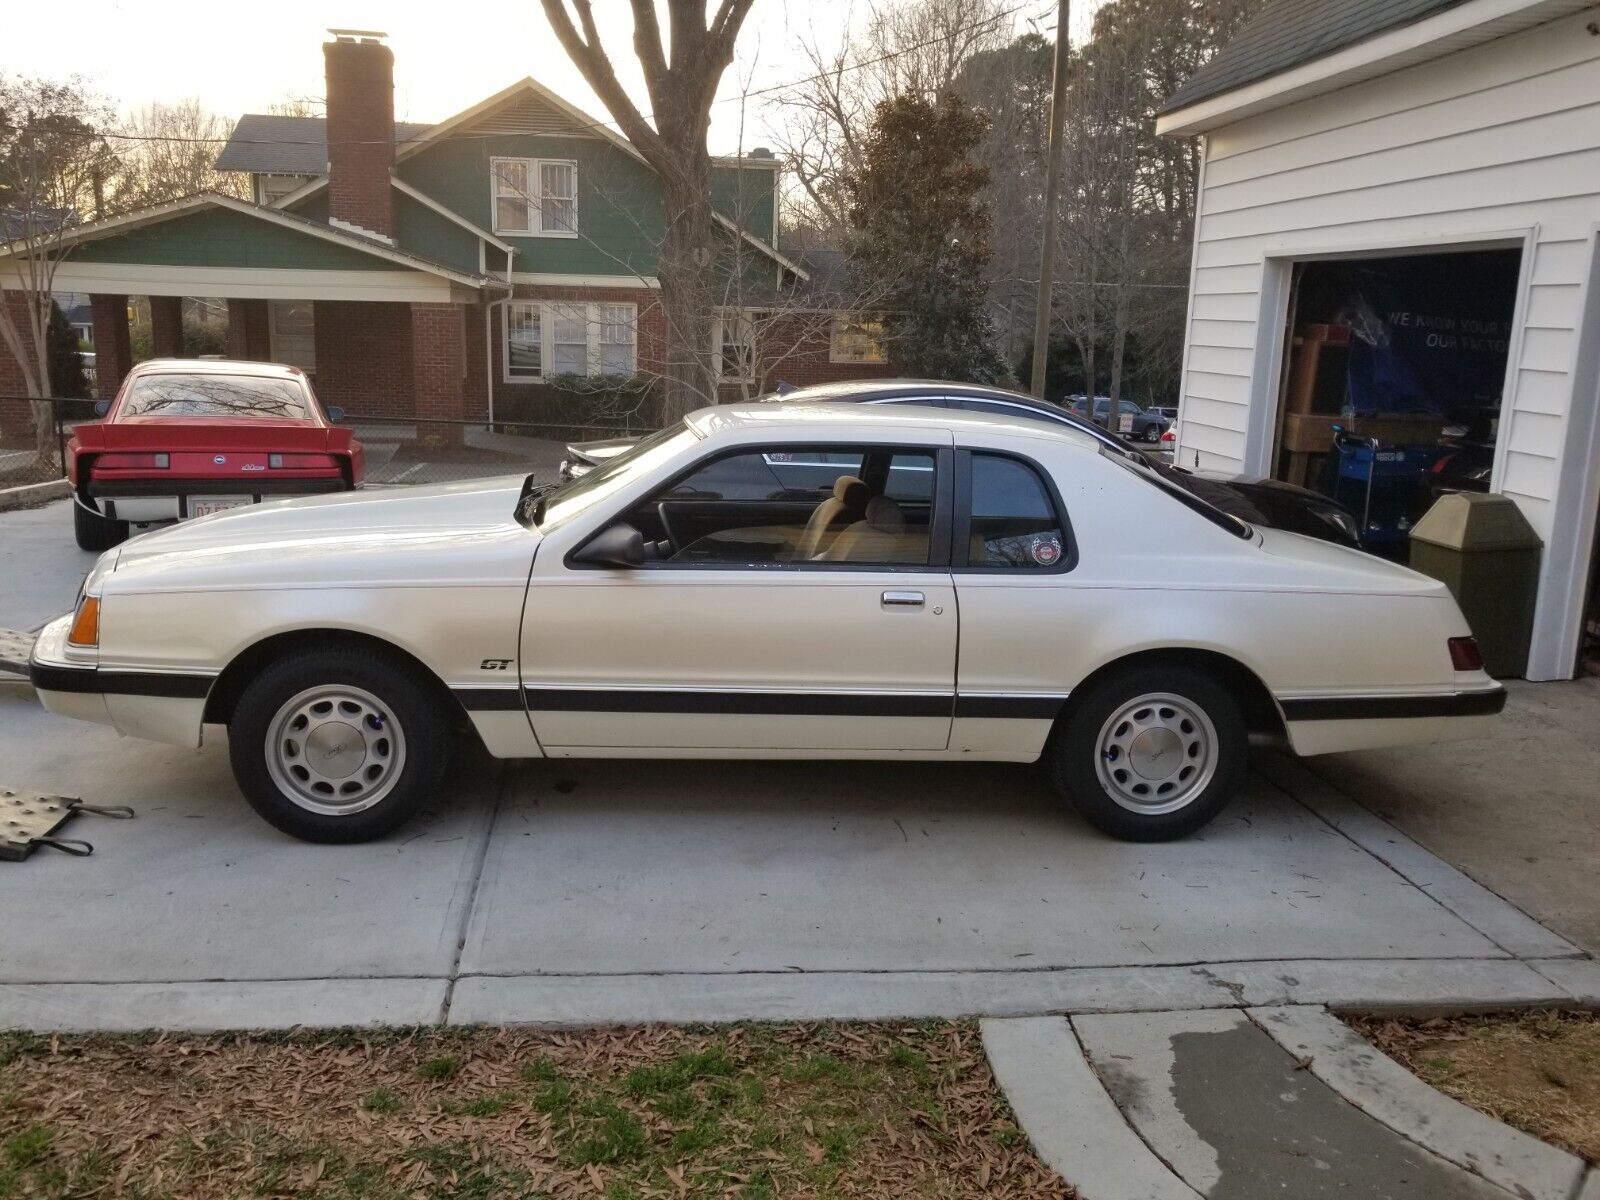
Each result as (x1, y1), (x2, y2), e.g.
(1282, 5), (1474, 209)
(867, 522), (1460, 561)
(93, 400), (110, 417)
(326, 405), (345, 423)
(571, 523), (646, 568)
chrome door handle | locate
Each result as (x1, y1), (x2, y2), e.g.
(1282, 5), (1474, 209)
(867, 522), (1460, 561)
(881, 590), (925, 607)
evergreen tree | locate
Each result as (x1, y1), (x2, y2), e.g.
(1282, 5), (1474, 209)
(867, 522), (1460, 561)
(843, 94), (1009, 384)
(47, 301), (88, 398)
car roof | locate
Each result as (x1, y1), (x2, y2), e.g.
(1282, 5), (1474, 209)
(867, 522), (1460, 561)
(686, 401), (1105, 452)
(127, 358), (308, 380)
(771, 379), (1062, 408)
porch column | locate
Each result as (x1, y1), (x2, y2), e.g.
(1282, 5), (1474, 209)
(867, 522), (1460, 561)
(226, 299), (271, 360)
(150, 295), (184, 358)
(90, 294), (133, 401)
(410, 302), (465, 446)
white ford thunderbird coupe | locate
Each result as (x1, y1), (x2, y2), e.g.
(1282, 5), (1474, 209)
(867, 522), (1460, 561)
(30, 404), (1503, 843)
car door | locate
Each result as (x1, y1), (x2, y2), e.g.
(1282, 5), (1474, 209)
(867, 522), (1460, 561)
(519, 434), (959, 753)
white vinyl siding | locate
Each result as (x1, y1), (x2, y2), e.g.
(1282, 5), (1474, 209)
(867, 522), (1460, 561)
(1174, 7), (1600, 679)
(501, 302), (636, 381)
(490, 156), (579, 237)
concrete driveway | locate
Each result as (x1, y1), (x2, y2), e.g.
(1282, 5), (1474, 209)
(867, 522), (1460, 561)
(1, 500), (1593, 1031)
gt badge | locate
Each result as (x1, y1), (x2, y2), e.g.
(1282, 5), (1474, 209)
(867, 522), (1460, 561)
(1030, 536), (1062, 567)
(479, 658), (513, 671)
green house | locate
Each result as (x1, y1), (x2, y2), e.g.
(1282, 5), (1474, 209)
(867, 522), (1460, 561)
(0, 32), (889, 431)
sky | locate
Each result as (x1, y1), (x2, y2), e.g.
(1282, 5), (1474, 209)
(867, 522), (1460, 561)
(5, 0), (1101, 153)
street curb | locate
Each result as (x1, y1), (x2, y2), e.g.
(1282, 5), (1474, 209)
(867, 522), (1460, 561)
(1248, 1004), (1584, 1200)
(981, 1016), (1199, 1200)
(1530, 957), (1600, 1004)
(0, 979), (449, 1033)
(1255, 751), (1583, 960)
(1579, 1167), (1600, 1200)
(0, 478), (69, 513)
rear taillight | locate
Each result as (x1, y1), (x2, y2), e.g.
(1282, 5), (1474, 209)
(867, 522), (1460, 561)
(96, 452), (168, 469)
(1448, 636), (1485, 672)
(268, 453), (339, 469)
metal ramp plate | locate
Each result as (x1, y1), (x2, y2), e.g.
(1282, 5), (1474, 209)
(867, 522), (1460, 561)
(1, 790), (78, 861)
(0, 627), (34, 677)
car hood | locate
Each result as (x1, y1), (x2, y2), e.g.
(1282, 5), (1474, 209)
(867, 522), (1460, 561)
(106, 475), (536, 592)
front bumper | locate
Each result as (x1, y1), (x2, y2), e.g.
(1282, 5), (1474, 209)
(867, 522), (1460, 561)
(29, 612), (213, 746)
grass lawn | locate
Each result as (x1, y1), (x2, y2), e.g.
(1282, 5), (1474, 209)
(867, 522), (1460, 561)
(1349, 1009), (1599, 1164)
(0, 1021), (1071, 1199)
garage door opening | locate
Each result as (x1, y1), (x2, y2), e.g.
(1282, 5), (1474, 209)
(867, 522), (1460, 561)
(1272, 247), (1521, 560)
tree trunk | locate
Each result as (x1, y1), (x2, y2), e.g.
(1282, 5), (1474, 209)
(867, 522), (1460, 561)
(656, 155), (718, 423)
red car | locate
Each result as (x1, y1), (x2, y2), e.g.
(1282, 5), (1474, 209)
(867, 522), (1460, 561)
(69, 359), (364, 551)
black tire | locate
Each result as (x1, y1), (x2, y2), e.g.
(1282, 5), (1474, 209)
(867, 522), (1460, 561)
(228, 647), (451, 843)
(73, 499), (128, 551)
(1046, 663), (1247, 841)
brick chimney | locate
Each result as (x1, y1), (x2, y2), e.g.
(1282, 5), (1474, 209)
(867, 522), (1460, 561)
(323, 29), (395, 241)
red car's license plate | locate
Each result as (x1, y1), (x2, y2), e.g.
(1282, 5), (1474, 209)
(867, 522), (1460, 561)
(191, 496), (252, 518)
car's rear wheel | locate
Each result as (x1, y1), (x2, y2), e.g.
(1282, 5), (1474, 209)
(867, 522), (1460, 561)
(73, 499), (128, 551)
(228, 649), (450, 843)
(1046, 664), (1246, 841)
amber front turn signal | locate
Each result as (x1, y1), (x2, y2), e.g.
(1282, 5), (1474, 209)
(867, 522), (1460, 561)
(67, 595), (100, 647)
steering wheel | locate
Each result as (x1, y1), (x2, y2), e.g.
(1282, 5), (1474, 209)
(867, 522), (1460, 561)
(656, 501), (683, 555)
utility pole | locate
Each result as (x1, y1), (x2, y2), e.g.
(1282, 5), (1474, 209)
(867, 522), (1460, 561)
(1029, 0), (1071, 399)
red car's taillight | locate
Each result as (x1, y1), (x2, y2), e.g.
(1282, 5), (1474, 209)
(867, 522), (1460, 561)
(268, 453), (340, 469)
(1448, 636), (1485, 671)
(96, 452), (168, 469)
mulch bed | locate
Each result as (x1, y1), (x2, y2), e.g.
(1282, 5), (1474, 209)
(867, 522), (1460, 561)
(1349, 1009), (1600, 1164)
(0, 1021), (1072, 1199)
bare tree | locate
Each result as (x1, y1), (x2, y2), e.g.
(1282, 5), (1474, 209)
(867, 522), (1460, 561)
(773, 0), (1013, 237)
(115, 100), (248, 208)
(0, 76), (116, 471)
(540, 0), (759, 421)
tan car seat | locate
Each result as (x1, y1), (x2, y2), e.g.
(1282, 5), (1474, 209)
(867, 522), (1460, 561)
(819, 495), (928, 564)
(795, 475), (869, 560)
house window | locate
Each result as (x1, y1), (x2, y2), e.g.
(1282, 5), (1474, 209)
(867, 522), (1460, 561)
(830, 315), (888, 364)
(505, 303), (542, 379)
(550, 303), (588, 376)
(491, 156), (578, 236)
(257, 174), (311, 206)
(598, 304), (636, 375)
(717, 311), (758, 381)
(268, 300), (315, 372)
(501, 301), (636, 382)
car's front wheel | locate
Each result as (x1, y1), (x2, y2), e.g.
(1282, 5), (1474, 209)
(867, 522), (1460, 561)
(73, 499), (128, 551)
(228, 648), (451, 843)
(1046, 664), (1246, 841)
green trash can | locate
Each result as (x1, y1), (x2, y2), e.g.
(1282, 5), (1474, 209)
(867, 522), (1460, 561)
(1409, 493), (1541, 678)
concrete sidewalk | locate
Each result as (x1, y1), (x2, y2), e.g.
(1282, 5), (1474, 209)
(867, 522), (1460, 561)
(984, 1008), (1591, 1200)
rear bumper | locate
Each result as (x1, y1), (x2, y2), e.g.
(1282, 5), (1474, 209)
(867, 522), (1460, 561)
(1281, 685), (1506, 756)
(85, 476), (347, 522)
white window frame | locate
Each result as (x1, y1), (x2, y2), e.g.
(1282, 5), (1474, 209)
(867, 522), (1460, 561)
(490, 156), (579, 238)
(502, 301), (543, 382)
(829, 314), (889, 364)
(268, 300), (316, 372)
(501, 301), (637, 383)
(715, 310), (760, 382)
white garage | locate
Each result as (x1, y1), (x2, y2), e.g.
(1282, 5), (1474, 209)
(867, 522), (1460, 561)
(1159, 0), (1600, 680)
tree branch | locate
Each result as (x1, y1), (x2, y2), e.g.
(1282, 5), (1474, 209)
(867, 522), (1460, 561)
(540, 0), (668, 164)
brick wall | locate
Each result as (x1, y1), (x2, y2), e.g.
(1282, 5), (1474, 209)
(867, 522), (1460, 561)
(714, 310), (895, 403)
(312, 301), (413, 418)
(90, 295), (133, 402)
(226, 299), (271, 360)
(323, 38), (396, 239)
(150, 295), (183, 358)
(0, 293), (33, 445)
(409, 303), (466, 429)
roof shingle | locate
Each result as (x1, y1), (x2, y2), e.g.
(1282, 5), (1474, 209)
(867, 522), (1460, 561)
(1160, 0), (1470, 115)
(214, 114), (432, 175)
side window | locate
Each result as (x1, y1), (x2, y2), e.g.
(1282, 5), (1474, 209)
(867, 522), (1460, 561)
(621, 446), (937, 567)
(966, 453), (1067, 569)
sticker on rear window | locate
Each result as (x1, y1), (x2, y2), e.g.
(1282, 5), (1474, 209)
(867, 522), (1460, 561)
(1030, 536), (1062, 566)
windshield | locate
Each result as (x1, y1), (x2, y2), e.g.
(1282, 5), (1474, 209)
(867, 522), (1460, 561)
(533, 423), (698, 530)
(119, 374), (310, 420)
(1102, 449), (1254, 540)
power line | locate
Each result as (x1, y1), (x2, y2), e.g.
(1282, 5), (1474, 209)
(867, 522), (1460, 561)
(95, 2), (1044, 150)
